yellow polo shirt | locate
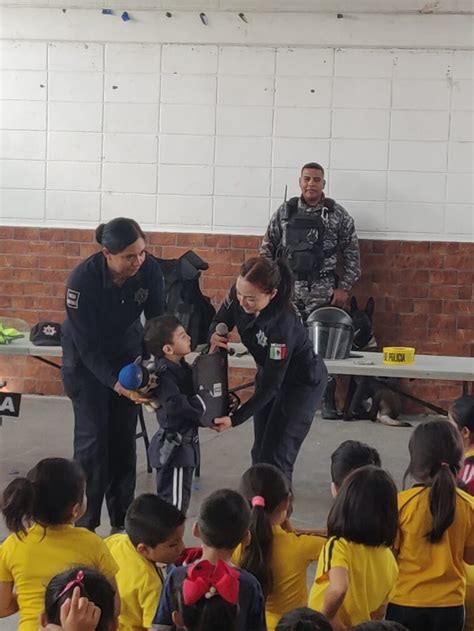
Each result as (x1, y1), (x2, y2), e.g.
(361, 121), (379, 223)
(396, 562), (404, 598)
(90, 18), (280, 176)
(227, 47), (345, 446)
(0, 523), (118, 631)
(308, 536), (398, 627)
(105, 533), (164, 631)
(234, 526), (326, 631)
(391, 486), (474, 607)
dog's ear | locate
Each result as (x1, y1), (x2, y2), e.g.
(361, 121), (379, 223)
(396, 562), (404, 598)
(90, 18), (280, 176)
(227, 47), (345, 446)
(365, 297), (375, 318)
(350, 296), (358, 314)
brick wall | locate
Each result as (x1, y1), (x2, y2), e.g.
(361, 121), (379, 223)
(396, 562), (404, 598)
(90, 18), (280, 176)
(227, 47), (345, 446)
(0, 226), (472, 411)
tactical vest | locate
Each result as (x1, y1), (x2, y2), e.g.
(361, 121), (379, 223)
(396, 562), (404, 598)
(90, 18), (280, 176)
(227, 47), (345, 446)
(278, 196), (337, 283)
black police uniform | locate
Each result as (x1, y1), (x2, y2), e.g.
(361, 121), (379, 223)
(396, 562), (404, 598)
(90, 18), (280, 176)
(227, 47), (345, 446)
(61, 252), (165, 530)
(148, 357), (205, 515)
(211, 287), (328, 482)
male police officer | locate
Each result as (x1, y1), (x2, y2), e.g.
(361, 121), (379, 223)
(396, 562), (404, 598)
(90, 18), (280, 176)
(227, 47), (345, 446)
(260, 162), (361, 418)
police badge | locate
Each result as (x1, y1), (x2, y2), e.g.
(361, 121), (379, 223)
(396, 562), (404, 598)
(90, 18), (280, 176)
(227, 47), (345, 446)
(134, 288), (149, 305)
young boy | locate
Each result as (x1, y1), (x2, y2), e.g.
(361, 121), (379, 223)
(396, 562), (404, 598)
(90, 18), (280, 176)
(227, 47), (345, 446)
(152, 489), (267, 631)
(105, 493), (185, 631)
(144, 315), (212, 515)
(330, 439), (382, 496)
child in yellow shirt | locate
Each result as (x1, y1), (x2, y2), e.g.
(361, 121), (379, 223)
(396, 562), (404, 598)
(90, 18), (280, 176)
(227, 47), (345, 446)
(387, 419), (474, 631)
(41, 566), (117, 631)
(106, 493), (186, 631)
(233, 463), (326, 631)
(450, 396), (474, 631)
(276, 607), (332, 630)
(308, 466), (399, 630)
(0, 458), (119, 631)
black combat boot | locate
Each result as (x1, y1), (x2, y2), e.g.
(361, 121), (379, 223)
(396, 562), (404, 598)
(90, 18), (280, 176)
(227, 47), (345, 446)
(321, 376), (342, 420)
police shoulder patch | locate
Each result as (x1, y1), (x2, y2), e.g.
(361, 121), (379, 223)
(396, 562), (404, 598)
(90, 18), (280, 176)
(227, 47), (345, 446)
(269, 343), (287, 360)
(66, 289), (80, 309)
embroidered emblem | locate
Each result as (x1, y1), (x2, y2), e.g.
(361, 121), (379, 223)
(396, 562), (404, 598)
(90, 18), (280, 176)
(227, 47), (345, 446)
(42, 325), (57, 337)
(66, 289), (80, 309)
(307, 228), (319, 244)
(134, 288), (149, 305)
(256, 330), (268, 348)
(269, 344), (287, 360)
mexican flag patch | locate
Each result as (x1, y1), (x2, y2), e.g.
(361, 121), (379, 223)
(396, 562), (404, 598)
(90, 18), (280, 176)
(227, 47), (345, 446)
(269, 343), (287, 360)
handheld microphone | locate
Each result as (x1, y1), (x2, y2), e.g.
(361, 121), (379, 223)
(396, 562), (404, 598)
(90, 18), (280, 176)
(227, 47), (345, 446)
(215, 322), (235, 356)
(118, 363), (150, 391)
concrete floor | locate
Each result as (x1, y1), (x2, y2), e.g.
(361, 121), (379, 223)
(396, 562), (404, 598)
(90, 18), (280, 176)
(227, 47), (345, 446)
(0, 395), (435, 630)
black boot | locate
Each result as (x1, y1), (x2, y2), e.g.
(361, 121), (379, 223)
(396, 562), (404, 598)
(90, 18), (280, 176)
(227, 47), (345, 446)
(322, 376), (342, 420)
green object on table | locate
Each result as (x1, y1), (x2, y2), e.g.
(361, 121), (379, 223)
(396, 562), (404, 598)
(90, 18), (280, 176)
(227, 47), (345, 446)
(0, 324), (25, 344)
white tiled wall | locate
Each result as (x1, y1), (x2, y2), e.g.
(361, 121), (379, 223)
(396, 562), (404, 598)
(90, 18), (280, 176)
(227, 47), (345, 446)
(0, 39), (472, 241)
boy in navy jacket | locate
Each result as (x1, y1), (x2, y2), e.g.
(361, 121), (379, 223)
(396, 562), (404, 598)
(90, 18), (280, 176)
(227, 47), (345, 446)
(144, 315), (211, 514)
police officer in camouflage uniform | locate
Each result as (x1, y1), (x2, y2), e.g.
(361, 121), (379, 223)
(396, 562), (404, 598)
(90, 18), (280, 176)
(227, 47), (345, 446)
(260, 162), (361, 418)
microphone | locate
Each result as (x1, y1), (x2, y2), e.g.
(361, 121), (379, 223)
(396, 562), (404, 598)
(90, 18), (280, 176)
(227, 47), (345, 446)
(118, 363), (150, 391)
(215, 323), (235, 356)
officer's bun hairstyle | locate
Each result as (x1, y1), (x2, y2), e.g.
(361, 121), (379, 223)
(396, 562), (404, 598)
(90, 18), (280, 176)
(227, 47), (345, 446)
(144, 315), (182, 358)
(301, 162), (325, 176)
(404, 419), (463, 543)
(331, 440), (382, 489)
(197, 489), (250, 550)
(45, 566), (115, 631)
(125, 493), (185, 548)
(239, 464), (290, 599)
(95, 217), (145, 254)
(1, 458), (85, 535)
(449, 394), (474, 436)
(240, 257), (294, 311)
(327, 465), (398, 547)
(276, 607), (333, 631)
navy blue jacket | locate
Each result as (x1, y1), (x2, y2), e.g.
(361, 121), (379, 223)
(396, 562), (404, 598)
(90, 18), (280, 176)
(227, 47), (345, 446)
(62, 252), (165, 389)
(210, 287), (325, 426)
(149, 358), (205, 469)
(153, 562), (267, 631)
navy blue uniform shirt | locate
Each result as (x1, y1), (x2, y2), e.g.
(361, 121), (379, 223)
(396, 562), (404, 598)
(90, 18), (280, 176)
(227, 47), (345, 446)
(152, 562), (267, 631)
(62, 252), (165, 389)
(210, 286), (325, 426)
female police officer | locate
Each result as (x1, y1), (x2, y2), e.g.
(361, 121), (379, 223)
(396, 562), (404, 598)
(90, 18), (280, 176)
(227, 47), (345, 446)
(211, 256), (327, 482)
(61, 218), (165, 531)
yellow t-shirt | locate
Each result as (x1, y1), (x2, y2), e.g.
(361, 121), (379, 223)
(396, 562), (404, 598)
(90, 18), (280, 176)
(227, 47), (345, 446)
(233, 526), (326, 631)
(105, 533), (164, 631)
(308, 536), (398, 627)
(0, 523), (118, 631)
(391, 486), (474, 607)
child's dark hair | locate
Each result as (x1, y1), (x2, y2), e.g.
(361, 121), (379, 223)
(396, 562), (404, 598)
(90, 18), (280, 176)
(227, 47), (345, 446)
(404, 419), (463, 543)
(327, 465), (398, 546)
(197, 489), (250, 550)
(239, 464), (290, 598)
(125, 493), (185, 547)
(144, 315), (182, 358)
(95, 217), (145, 254)
(240, 257), (294, 310)
(354, 622), (409, 631)
(276, 607), (332, 631)
(1, 458), (85, 535)
(449, 395), (474, 437)
(174, 566), (238, 631)
(45, 567), (115, 631)
(331, 440), (382, 488)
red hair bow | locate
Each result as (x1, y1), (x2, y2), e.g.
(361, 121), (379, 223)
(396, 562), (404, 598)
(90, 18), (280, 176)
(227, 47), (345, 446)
(182, 560), (239, 606)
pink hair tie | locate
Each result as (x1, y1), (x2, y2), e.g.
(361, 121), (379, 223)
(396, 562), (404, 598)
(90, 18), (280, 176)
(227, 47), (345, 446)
(57, 570), (85, 600)
(251, 495), (265, 508)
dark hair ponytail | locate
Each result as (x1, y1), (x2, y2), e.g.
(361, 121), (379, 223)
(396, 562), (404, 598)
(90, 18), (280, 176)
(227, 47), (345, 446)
(239, 463), (291, 598)
(95, 217), (145, 254)
(176, 574), (238, 631)
(1, 458), (85, 535)
(240, 256), (294, 310)
(404, 419), (463, 543)
(45, 567), (115, 631)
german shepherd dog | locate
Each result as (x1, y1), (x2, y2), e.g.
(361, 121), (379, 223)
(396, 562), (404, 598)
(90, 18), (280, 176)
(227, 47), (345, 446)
(344, 297), (410, 427)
